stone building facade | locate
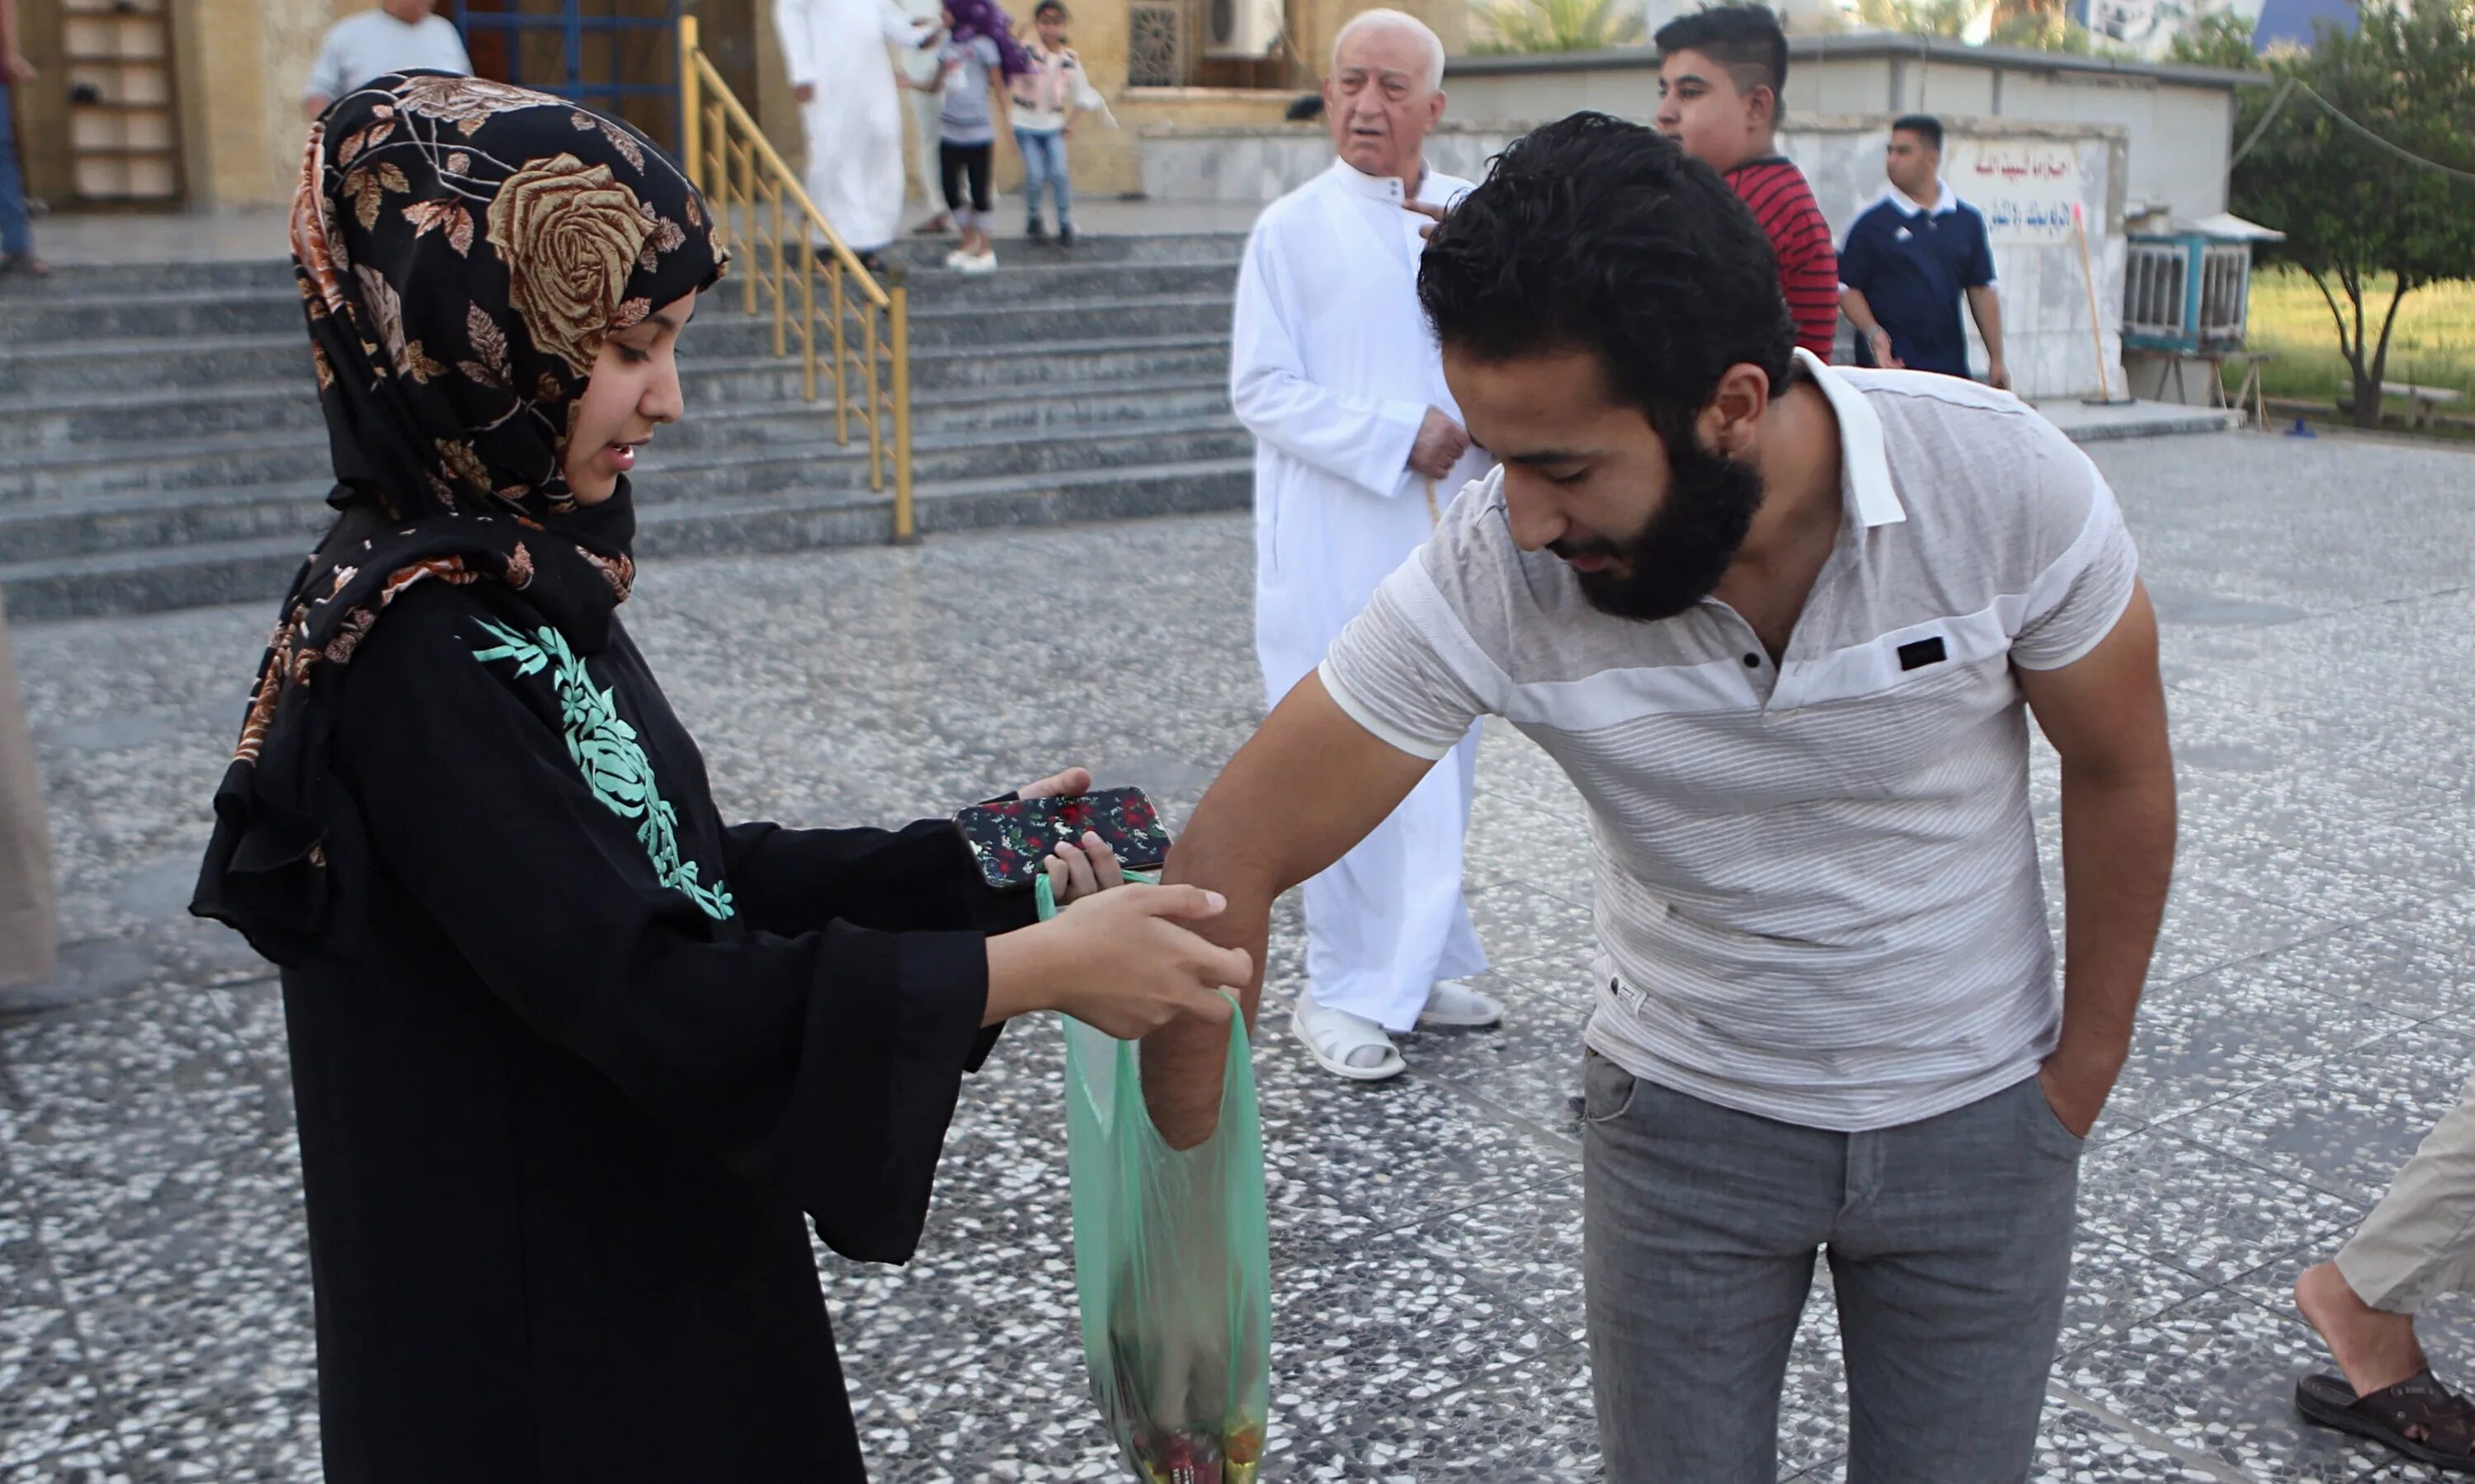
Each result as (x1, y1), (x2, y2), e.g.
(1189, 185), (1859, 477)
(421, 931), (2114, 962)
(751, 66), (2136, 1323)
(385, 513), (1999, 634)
(5, 0), (1459, 214)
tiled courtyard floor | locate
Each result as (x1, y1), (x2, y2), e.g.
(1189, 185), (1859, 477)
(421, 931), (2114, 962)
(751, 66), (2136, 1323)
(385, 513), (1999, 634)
(4, 427), (2473, 1482)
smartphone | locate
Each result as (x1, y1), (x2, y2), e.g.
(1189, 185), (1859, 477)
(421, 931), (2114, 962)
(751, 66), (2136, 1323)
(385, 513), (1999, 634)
(953, 786), (1172, 892)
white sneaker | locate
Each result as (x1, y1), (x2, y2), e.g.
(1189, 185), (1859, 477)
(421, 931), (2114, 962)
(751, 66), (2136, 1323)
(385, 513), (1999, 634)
(963, 249), (999, 274)
(1291, 997), (1405, 1081)
(1419, 978), (1504, 1029)
(943, 248), (972, 270)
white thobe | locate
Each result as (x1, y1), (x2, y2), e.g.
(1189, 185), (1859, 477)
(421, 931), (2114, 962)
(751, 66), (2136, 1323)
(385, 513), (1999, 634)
(774, 0), (926, 254)
(1233, 158), (1492, 1032)
(892, 0), (945, 202)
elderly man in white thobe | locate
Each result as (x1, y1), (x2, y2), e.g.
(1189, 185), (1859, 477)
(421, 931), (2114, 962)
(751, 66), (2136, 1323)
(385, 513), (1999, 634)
(774, 0), (932, 266)
(1232, 8), (1499, 1082)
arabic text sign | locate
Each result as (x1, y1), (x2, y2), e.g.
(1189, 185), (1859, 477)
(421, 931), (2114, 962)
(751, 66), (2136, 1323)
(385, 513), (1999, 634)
(1948, 140), (2083, 244)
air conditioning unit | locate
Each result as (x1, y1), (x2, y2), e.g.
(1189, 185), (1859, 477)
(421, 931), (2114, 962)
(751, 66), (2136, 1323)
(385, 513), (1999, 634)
(1205, 0), (1284, 58)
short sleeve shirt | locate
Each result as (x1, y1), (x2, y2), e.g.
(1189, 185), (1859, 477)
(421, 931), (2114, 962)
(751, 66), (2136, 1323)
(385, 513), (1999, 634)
(307, 12), (472, 102)
(1319, 353), (2139, 1131)
(1726, 158), (1841, 360)
(937, 35), (1004, 145)
(1840, 191), (1999, 378)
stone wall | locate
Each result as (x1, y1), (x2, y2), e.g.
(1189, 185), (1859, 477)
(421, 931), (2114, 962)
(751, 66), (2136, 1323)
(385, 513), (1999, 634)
(1443, 38), (2247, 219)
(172, 0), (360, 210)
(1138, 115), (2128, 399)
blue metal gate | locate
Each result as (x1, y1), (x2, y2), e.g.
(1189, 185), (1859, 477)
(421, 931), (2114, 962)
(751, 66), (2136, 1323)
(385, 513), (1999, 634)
(451, 0), (686, 150)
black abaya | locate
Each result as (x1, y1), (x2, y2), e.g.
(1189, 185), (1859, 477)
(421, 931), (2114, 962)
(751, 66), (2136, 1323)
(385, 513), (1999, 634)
(280, 579), (1030, 1482)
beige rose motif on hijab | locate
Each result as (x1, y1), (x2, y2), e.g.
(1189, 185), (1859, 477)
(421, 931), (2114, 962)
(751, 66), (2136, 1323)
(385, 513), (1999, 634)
(484, 153), (658, 377)
(394, 73), (556, 134)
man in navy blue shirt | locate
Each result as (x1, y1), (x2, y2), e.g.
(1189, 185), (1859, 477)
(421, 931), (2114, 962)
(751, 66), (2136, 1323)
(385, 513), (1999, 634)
(1838, 115), (2009, 388)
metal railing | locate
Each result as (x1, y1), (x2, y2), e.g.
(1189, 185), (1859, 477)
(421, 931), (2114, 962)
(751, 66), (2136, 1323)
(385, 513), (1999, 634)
(677, 14), (915, 540)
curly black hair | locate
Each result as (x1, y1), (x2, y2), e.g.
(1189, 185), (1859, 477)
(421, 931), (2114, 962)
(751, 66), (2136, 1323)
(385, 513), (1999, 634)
(1417, 112), (1798, 445)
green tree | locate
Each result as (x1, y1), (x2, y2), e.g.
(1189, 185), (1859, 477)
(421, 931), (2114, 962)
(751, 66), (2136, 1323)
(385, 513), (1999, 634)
(2230, 0), (2475, 427)
(1852, 0), (1988, 37)
(1468, 0), (1648, 54)
(2166, 9), (2262, 67)
(1846, 0), (2124, 52)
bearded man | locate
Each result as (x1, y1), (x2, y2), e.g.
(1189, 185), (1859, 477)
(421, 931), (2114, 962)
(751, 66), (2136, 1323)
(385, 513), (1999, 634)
(1149, 115), (2177, 1482)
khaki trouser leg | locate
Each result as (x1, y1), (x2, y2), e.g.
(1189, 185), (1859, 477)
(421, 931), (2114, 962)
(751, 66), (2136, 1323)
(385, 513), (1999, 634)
(0, 582), (58, 992)
(2337, 1068), (2475, 1313)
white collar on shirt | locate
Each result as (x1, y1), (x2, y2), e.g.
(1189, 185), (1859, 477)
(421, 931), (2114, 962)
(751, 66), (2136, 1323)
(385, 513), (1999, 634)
(1884, 178), (1963, 219)
(1328, 155), (1439, 205)
(1795, 347), (1907, 530)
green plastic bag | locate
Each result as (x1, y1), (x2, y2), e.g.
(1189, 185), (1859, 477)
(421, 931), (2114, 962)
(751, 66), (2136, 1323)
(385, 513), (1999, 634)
(1039, 875), (1272, 1484)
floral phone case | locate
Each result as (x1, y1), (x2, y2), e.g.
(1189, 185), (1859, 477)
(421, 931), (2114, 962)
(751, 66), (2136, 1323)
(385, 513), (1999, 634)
(954, 786), (1172, 892)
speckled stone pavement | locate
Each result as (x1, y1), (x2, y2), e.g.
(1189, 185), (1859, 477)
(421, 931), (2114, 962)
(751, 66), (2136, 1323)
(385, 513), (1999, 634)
(5, 427), (2474, 1482)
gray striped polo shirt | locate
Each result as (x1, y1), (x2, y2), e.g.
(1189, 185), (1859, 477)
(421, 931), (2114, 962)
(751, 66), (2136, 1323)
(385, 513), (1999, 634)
(1319, 353), (2139, 1131)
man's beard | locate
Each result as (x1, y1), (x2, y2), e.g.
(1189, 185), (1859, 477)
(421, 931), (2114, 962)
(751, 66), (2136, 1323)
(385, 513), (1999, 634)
(1553, 438), (1767, 621)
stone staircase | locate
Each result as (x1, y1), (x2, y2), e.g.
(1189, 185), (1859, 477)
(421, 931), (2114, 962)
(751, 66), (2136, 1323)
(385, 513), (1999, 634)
(0, 233), (1250, 620)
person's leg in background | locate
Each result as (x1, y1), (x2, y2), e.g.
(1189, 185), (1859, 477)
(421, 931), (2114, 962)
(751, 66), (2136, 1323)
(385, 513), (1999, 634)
(1582, 1054), (1844, 1483)
(2292, 1067), (2475, 1470)
(1045, 130), (1074, 245)
(0, 580), (59, 994)
(938, 139), (974, 267)
(1015, 128), (1054, 239)
(1827, 1076), (2081, 1483)
(912, 84), (951, 235)
(0, 79), (44, 274)
(962, 143), (993, 266)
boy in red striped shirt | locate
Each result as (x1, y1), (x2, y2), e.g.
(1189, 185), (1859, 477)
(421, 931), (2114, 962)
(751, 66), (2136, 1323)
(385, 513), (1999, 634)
(1653, 5), (1838, 359)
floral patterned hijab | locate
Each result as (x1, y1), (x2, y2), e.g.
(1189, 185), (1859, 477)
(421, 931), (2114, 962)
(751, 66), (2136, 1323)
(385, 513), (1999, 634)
(193, 73), (726, 963)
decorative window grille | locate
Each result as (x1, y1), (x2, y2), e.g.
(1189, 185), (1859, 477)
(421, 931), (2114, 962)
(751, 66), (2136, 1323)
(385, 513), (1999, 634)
(1129, 4), (1183, 87)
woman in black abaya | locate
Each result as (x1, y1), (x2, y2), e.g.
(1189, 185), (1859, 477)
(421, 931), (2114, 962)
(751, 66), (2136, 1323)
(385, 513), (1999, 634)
(191, 75), (1242, 1482)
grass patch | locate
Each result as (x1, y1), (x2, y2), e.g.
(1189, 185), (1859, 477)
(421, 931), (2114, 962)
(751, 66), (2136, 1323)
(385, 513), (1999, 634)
(2238, 266), (2475, 415)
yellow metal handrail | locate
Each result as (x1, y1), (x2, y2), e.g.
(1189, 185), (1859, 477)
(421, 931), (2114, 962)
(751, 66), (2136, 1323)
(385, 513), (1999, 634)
(678, 15), (916, 541)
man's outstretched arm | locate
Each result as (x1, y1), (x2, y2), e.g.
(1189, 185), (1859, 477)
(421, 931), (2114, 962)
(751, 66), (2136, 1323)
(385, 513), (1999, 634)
(1143, 669), (1437, 1147)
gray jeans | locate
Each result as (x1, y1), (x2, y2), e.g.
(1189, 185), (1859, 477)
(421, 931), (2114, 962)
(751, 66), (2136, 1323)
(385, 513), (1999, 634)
(1581, 1052), (2081, 1483)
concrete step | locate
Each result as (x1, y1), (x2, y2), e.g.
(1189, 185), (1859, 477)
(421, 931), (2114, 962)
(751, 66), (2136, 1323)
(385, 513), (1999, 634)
(0, 332), (314, 397)
(865, 256), (1240, 307)
(627, 413), (1249, 502)
(0, 259), (300, 298)
(0, 276), (1238, 349)
(875, 232), (1246, 270)
(0, 398), (1243, 505)
(0, 233), (1246, 307)
(0, 285), (306, 342)
(0, 481), (337, 563)
(0, 324), (1229, 399)
(0, 381), (319, 450)
(688, 293), (1235, 356)
(0, 365), (1233, 454)
(0, 456), (1254, 620)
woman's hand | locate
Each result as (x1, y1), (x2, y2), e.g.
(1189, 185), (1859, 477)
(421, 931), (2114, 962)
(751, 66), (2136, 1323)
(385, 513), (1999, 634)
(1044, 887), (1247, 1039)
(983, 887), (1248, 1037)
(1013, 766), (1124, 905)
(1016, 765), (1089, 800)
(1044, 829), (1123, 907)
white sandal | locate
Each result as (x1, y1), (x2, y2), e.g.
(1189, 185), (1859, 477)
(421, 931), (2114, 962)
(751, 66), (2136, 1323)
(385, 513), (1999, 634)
(1419, 978), (1504, 1029)
(1291, 998), (1405, 1082)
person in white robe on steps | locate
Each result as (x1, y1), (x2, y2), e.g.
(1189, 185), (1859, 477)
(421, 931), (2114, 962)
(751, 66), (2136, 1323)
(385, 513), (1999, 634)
(1231, 8), (1500, 1082)
(774, 0), (932, 266)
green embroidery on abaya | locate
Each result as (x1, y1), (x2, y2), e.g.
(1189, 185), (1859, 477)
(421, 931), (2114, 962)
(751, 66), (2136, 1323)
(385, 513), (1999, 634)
(473, 620), (735, 921)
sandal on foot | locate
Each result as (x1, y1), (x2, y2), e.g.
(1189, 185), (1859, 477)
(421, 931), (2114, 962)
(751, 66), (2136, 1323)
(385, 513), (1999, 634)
(1291, 998), (1404, 1081)
(2297, 1369), (2475, 1472)
(1419, 978), (1503, 1029)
